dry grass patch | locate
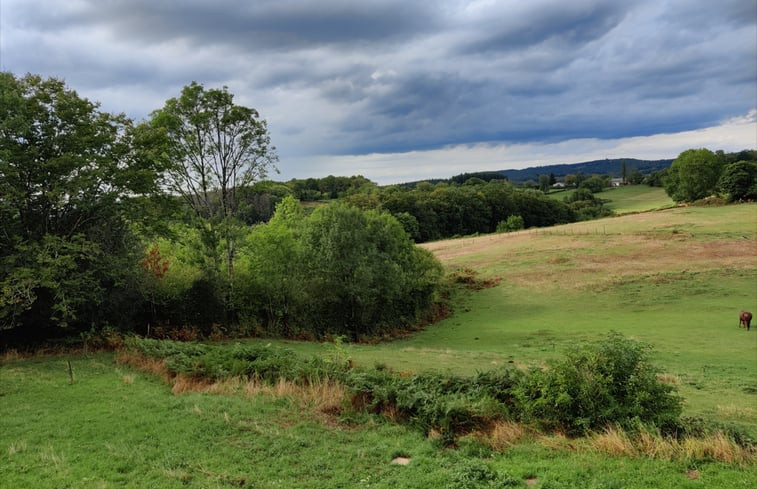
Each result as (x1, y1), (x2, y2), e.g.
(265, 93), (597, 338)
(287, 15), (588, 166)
(486, 421), (528, 449)
(591, 425), (637, 457)
(679, 432), (753, 465)
(243, 377), (346, 413)
(0, 349), (22, 364)
(717, 404), (755, 418)
(114, 350), (171, 383)
(421, 208), (757, 292)
(587, 425), (756, 465)
(656, 373), (681, 385)
(7, 441), (27, 456)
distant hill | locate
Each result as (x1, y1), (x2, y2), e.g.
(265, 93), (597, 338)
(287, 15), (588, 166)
(499, 158), (673, 183)
(402, 158), (674, 187)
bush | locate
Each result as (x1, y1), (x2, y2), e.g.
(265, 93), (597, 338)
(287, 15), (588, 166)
(496, 215), (525, 233)
(447, 459), (521, 488)
(237, 199), (444, 340)
(124, 338), (348, 384)
(514, 332), (682, 435)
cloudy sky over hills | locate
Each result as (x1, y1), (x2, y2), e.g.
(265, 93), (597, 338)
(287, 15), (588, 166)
(2, 0), (755, 183)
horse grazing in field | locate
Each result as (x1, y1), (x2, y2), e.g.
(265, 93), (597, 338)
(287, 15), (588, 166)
(739, 310), (752, 331)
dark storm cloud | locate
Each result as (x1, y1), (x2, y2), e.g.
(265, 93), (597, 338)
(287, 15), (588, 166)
(35, 0), (440, 50)
(2, 0), (755, 179)
(457, 1), (627, 54)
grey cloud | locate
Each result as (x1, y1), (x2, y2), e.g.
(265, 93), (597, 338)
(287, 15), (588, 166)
(3, 0), (755, 170)
(457, 1), (628, 54)
(38, 0), (441, 50)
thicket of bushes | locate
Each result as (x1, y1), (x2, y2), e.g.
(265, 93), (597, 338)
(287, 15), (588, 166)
(124, 333), (700, 446)
(134, 197), (444, 341)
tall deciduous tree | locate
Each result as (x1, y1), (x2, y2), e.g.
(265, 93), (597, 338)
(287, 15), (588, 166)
(0, 72), (163, 336)
(148, 82), (278, 299)
(664, 148), (723, 202)
(718, 160), (757, 202)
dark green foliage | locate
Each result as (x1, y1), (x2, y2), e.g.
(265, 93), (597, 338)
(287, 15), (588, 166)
(514, 332), (682, 436)
(664, 148), (724, 202)
(644, 168), (668, 187)
(496, 215), (525, 233)
(448, 171), (508, 184)
(288, 174), (375, 201)
(579, 175), (609, 193)
(627, 169), (644, 185)
(564, 188), (613, 221)
(0, 73), (164, 340)
(718, 161), (757, 202)
(376, 181), (576, 242)
(124, 334), (684, 447)
(126, 338), (346, 384)
(237, 198), (444, 339)
(346, 366), (523, 444)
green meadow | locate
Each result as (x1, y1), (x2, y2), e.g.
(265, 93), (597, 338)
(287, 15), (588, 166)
(549, 184), (674, 214)
(2, 202), (756, 488)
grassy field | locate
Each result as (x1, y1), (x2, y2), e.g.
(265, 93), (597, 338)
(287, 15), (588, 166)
(598, 185), (675, 213)
(548, 184), (674, 214)
(2, 354), (755, 488)
(2, 203), (756, 487)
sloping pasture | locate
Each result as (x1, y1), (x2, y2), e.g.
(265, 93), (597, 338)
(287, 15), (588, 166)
(2, 204), (755, 488)
(236, 204), (756, 432)
(411, 204), (757, 429)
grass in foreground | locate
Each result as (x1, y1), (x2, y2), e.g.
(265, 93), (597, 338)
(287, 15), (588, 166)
(1, 354), (755, 488)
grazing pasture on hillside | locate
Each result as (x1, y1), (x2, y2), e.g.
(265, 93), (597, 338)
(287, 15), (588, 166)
(263, 204), (756, 430)
(548, 184), (674, 214)
(1, 203), (755, 488)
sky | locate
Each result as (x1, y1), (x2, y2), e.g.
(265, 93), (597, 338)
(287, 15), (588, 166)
(1, 0), (756, 185)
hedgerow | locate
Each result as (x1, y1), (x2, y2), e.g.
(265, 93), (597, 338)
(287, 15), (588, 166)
(123, 333), (691, 446)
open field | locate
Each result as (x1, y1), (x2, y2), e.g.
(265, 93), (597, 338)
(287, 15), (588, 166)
(1, 203), (756, 487)
(598, 185), (674, 213)
(548, 185), (674, 214)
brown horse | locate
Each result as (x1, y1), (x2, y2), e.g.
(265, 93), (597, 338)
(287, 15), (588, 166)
(739, 310), (752, 331)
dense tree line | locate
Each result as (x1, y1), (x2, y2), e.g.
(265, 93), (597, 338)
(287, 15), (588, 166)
(0, 73), (443, 345)
(0, 73), (167, 342)
(663, 148), (757, 202)
(344, 179), (609, 242)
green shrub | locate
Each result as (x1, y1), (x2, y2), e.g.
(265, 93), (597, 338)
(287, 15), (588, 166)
(125, 338), (348, 384)
(514, 332), (682, 435)
(496, 215), (524, 233)
(125, 334), (686, 446)
(447, 459), (522, 488)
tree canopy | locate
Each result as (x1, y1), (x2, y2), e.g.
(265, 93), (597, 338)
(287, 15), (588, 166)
(664, 149), (723, 202)
(0, 73), (164, 337)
